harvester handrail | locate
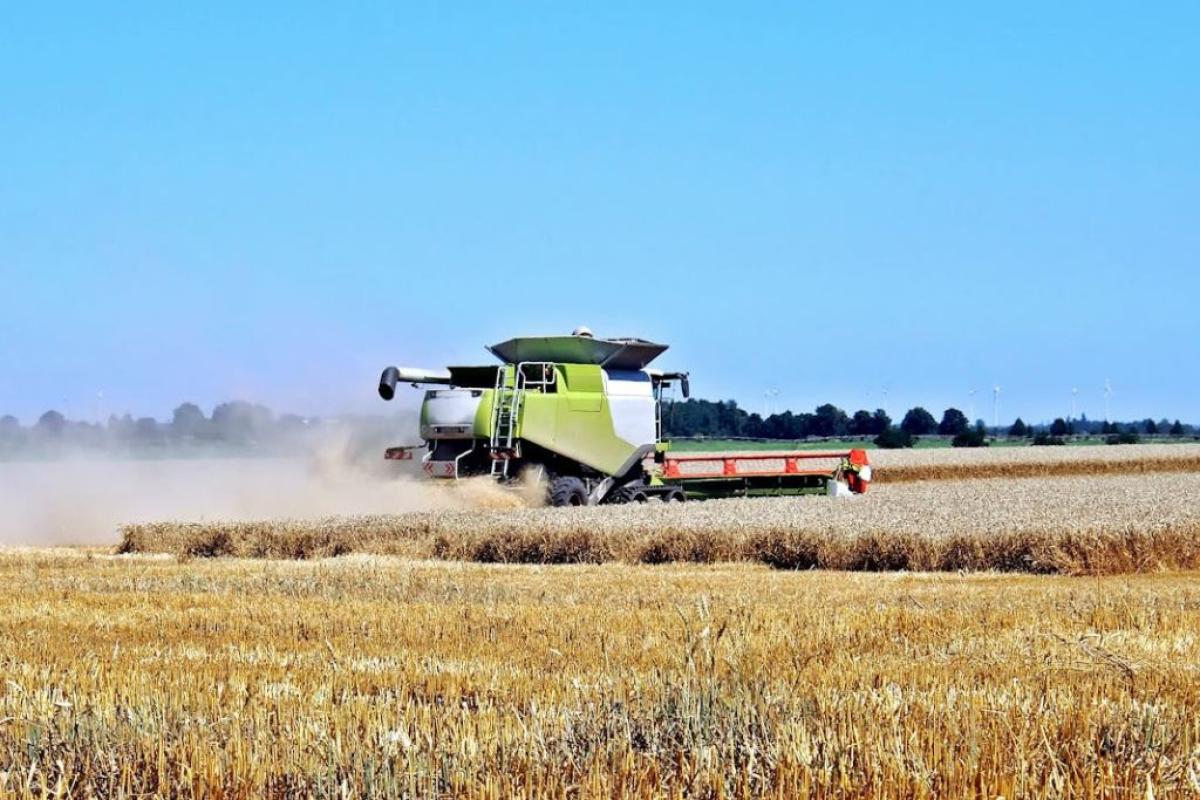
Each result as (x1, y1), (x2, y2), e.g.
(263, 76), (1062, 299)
(517, 361), (558, 389)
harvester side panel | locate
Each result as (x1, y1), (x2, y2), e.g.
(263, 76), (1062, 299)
(519, 391), (640, 477)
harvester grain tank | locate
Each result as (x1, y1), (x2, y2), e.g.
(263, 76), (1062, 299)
(378, 330), (871, 506)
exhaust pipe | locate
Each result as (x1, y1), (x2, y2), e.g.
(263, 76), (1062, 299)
(379, 366), (400, 400)
(379, 366), (454, 400)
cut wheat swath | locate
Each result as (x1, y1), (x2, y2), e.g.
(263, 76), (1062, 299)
(120, 472), (1200, 574)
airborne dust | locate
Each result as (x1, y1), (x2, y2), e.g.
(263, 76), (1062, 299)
(0, 424), (539, 547)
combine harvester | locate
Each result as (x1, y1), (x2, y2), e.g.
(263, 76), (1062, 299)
(378, 329), (871, 506)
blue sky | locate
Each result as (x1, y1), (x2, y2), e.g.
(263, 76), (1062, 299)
(2, 2), (1197, 425)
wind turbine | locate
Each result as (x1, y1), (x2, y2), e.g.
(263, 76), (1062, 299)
(1104, 379), (1113, 423)
(992, 386), (1001, 432)
(968, 389), (977, 425)
(763, 388), (780, 417)
(1071, 387), (1078, 422)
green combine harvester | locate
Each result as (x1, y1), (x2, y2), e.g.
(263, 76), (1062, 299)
(378, 328), (871, 506)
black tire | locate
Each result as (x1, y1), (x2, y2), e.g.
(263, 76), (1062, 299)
(548, 476), (589, 507)
(661, 488), (686, 503)
(609, 484), (653, 504)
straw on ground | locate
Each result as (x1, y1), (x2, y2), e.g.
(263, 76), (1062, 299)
(1, 553), (1197, 798)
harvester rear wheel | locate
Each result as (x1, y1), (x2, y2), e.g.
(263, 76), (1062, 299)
(661, 488), (686, 503)
(608, 485), (649, 504)
(549, 476), (589, 507)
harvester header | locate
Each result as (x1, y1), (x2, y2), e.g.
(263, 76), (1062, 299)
(379, 329), (870, 505)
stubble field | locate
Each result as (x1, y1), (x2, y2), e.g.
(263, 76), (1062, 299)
(1, 553), (1198, 798)
(5, 443), (1200, 797)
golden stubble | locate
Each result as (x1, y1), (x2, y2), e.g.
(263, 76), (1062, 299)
(0, 554), (1197, 798)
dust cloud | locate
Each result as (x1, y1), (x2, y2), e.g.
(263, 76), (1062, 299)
(0, 429), (539, 547)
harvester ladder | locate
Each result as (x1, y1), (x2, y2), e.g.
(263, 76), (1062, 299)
(490, 365), (523, 477)
(489, 363), (556, 478)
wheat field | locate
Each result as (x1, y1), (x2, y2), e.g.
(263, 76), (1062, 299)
(871, 442), (1200, 482)
(121, 472), (1200, 574)
(1, 552), (1198, 798)
(13, 446), (1200, 797)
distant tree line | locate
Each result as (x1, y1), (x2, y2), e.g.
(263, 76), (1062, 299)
(0, 402), (333, 458)
(663, 400), (893, 440)
(2, 398), (1195, 458)
(663, 399), (1196, 449)
(1003, 414), (1191, 439)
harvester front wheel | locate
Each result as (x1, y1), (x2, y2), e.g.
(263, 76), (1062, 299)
(549, 476), (589, 507)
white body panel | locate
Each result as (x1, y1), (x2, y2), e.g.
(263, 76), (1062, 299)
(602, 369), (658, 447)
(421, 389), (483, 439)
(826, 480), (854, 497)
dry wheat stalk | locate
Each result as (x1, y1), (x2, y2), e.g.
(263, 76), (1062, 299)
(120, 472), (1200, 574)
(0, 553), (1197, 798)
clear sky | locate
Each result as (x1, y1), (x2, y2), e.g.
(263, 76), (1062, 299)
(2, 2), (1197, 425)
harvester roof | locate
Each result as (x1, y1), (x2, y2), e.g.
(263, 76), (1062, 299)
(487, 335), (668, 370)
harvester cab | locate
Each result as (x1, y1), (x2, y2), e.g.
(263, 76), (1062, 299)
(378, 330), (870, 506)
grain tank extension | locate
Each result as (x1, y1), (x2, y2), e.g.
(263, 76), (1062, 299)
(378, 330), (870, 506)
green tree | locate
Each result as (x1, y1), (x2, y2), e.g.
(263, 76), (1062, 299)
(1170, 419), (1185, 436)
(811, 404), (849, 437)
(171, 403), (208, 442)
(35, 410), (66, 437)
(952, 421), (990, 448)
(1033, 432), (1067, 446)
(874, 426), (914, 449)
(900, 407), (937, 436)
(938, 408), (970, 436)
(764, 411), (793, 439)
(1050, 418), (1069, 437)
(848, 410), (874, 437)
(211, 401), (275, 445)
(134, 417), (162, 446)
(1008, 417), (1029, 437)
(0, 415), (23, 452)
